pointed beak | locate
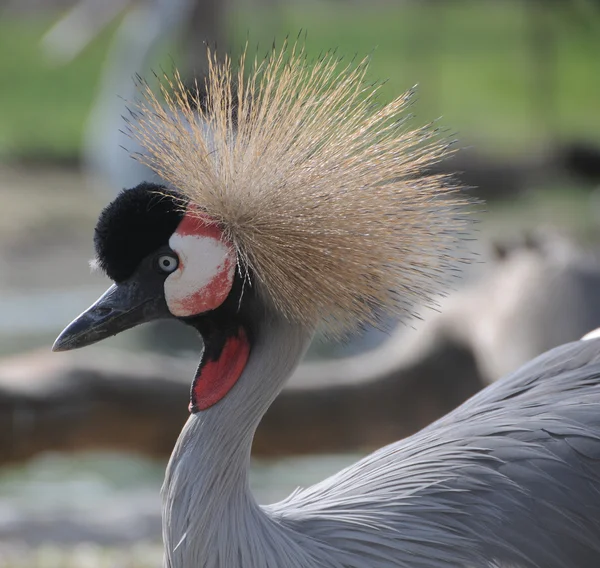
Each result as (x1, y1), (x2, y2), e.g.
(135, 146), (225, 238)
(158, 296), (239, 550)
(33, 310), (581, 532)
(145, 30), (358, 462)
(53, 280), (169, 352)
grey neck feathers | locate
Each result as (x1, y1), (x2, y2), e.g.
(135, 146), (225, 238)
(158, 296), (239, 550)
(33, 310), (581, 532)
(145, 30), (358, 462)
(162, 302), (316, 568)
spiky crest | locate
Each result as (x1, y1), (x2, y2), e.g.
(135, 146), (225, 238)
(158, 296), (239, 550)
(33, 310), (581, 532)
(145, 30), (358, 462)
(125, 41), (473, 336)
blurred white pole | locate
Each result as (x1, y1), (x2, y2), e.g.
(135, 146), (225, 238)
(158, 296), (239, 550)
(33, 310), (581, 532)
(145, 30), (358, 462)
(41, 0), (128, 65)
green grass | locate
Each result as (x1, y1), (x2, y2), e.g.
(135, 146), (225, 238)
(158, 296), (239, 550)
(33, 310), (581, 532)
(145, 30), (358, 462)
(0, 17), (117, 161)
(229, 0), (600, 150)
(1, 0), (600, 161)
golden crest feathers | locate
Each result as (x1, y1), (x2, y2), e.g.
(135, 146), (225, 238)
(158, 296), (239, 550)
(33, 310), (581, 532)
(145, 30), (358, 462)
(126, 41), (473, 335)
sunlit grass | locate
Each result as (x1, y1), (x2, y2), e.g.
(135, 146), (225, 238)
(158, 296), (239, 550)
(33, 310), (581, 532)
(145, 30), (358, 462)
(229, 0), (600, 150)
(0, 17), (114, 161)
(1, 1), (599, 161)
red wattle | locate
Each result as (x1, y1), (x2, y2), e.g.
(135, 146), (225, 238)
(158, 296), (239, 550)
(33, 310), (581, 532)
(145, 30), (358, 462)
(190, 328), (250, 411)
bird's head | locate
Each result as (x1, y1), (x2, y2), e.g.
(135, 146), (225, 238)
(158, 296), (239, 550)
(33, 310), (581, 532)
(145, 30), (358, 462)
(53, 182), (253, 411)
(53, 43), (474, 410)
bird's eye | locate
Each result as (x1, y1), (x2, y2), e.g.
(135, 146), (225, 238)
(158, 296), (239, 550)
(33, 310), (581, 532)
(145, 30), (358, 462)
(156, 254), (179, 274)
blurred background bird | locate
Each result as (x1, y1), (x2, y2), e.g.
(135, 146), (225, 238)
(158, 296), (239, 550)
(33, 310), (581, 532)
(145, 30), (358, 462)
(2, 0), (600, 566)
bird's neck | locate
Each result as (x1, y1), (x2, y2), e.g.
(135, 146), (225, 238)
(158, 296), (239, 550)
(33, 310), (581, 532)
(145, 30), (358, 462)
(162, 306), (314, 567)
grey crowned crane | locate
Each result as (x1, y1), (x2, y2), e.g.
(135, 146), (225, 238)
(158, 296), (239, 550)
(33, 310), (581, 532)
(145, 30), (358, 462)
(54, 45), (600, 567)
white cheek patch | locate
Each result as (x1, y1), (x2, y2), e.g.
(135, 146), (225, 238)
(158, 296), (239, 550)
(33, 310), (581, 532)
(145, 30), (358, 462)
(165, 233), (236, 317)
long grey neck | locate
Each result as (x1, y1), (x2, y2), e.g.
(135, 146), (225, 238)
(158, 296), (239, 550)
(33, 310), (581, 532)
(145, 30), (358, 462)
(161, 303), (314, 568)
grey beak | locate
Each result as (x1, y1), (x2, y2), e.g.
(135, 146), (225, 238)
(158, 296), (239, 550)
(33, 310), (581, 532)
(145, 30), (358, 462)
(52, 281), (168, 352)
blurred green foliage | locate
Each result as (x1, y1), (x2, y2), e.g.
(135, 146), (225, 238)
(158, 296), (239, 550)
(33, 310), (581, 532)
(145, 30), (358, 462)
(0, 17), (117, 161)
(230, 1), (600, 151)
(1, 0), (599, 162)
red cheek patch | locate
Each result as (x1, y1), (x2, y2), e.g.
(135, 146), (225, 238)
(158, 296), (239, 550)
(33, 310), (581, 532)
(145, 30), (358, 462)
(166, 210), (236, 317)
(173, 210), (224, 240)
(190, 327), (251, 411)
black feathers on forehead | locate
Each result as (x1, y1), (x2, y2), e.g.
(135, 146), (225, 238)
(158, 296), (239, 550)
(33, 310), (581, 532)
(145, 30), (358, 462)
(94, 182), (186, 283)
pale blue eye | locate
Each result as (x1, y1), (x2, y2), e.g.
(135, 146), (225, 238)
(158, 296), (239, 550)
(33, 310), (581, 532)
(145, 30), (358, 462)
(157, 254), (178, 273)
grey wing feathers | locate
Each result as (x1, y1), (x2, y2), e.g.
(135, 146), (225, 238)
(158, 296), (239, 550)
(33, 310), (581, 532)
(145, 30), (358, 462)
(267, 338), (600, 568)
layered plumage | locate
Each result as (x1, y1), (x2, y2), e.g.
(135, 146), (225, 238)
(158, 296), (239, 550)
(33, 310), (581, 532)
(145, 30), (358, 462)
(265, 338), (600, 567)
(126, 42), (472, 335)
(161, 312), (600, 568)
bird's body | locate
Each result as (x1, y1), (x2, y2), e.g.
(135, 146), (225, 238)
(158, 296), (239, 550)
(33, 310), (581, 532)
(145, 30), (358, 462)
(53, 43), (600, 567)
(163, 290), (600, 568)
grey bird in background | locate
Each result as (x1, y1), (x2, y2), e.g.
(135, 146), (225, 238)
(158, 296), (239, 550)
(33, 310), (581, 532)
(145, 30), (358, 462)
(53, 43), (600, 567)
